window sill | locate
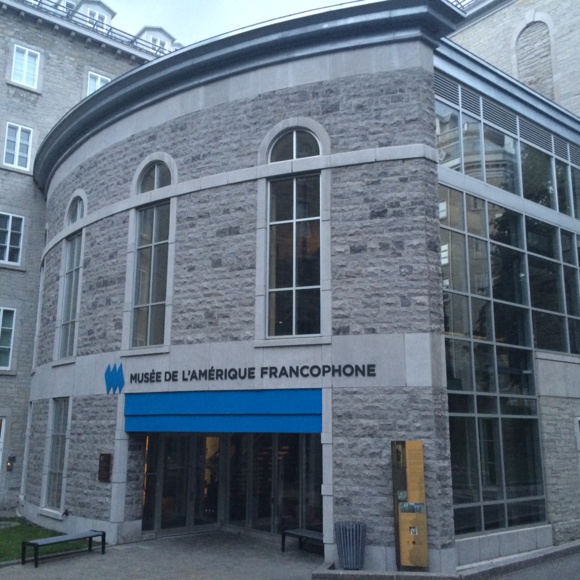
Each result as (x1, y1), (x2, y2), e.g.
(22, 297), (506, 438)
(1, 164), (32, 175)
(52, 357), (77, 368)
(6, 80), (41, 95)
(120, 345), (170, 358)
(0, 263), (25, 272)
(38, 508), (64, 521)
(0, 370), (16, 376)
(254, 336), (331, 348)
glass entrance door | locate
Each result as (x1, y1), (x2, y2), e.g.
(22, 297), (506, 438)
(160, 435), (190, 530)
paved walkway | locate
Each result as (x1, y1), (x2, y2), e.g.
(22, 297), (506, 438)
(4, 531), (324, 580)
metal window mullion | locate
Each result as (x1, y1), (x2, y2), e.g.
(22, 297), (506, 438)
(292, 178), (298, 335)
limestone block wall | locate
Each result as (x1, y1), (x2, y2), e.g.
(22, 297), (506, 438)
(23, 400), (49, 506)
(450, 0), (580, 115)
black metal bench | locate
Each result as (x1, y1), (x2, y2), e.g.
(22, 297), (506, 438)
(21, 530), (106, 567)
(281, 528), (323, 552)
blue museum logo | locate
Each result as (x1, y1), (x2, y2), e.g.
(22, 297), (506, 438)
(105, 363), (125, 394)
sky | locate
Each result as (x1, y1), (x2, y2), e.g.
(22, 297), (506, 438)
(109, 0), (369, 47)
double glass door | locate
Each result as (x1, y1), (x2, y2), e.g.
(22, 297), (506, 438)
(142, 434), (220, 534)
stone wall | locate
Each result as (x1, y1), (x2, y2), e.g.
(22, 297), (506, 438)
(66, 396), (118, 520)
(23, 400), (49, 506)
(450, 0), (580, 115)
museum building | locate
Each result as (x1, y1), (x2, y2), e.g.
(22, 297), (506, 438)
(17, 0), (580, 573)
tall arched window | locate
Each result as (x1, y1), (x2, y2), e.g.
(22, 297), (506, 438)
(516, 21), (554, 100)
(132, 161), (172, 347)
(267, 130), (321, 336)
(59, 195), (85, 358)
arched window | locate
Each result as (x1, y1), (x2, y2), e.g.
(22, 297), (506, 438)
(139, 161), (171, 193)
(59, 196), (85, 358)
(516, 21), (554, 99)
(67, 196), (84, 225)
(267, 130), (321, 337)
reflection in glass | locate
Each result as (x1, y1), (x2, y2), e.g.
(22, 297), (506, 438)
(491, 245), (526, 304)
(556, 160), (572, 215)
(572, 167), (580, 219)
(502, 419), (543, 498)
(521, 143), (555, 208)
(444, 292), (469, 337)
(496, 347), (534, 395)
(507, 500), (545, 527)
(569, 319), (580, 354)
(463, 113), (483, 180)
(479, 418), (503, 500)
(526, 217), (558, 259)
(533, 311), (566, 352)
(484, 125), (519, 194)
(474, 343), (495, 392)
(439, 185), (464, 229)
(488, 204), (523, 248)
(469, 237), (489, 296)
(494, 302), (529, 346)
(471, 298), (492, 341)
(484, 503), (506, 531)
(449, 416), (480, 504)
(466, 195), (486, 236)
(446, 338), (473, 391)
(528, 256), (563, 312)
(436, 102), (460, 171)
(561, 230), (576, 265)
(454, 506), (482, 535)
(441, 230), (467, 291)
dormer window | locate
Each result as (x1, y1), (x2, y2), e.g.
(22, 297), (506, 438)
(151, 36), (167, 54)
(88, 9), (106, 30)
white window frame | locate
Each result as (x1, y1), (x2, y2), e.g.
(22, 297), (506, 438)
(4, 123), (33, 170)
(88, 9), (106, 30)
(256, 118), (332, 345)
(0, 212), (24, 266)
(151, 36), (168, 53)
(44, 397), (70, 511)
(11, 45), (40, 89)
(87, 71), (110, 96)
(0, 307), (16, 370)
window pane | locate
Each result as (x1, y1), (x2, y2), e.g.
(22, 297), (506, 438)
(441, 230), (467, 291)
(154, 203), (170, 243)
(528, 256), (563, 312)
(521, 143), (555, 208)
(484, 503), (506, 531)
(532, 311), (566, 352)
(140, 165), (156, 193)
(471, 298), (492, 341)
(491, 245), (526, 304)
(488, 203), (523, 248)
(565, 261), (579, 315)
(269, 223), (293, 289)
(149, 304), (165, 345)
(157, 163), (171, 188)
(496, 347), (534, 396)
(151, 244), (168, 303)
(556, 160), (572, 215)
(502, 418), (543, 498)
(466, 195), (486, 236)
(270, 133), (293, 162)
(561, 230), (576, 265)
(132, 306), (149, 347)
(439, 185), (464, 230)
(507, 500), (545, 527)
(134, 247), (152, 304)
(296, 288), (320, 335)
(474, 343), (496, 392)
(572, 167), (580, 219)
(483, 125), (519, 194)
(449, 416), (480, 504)
(138, 208), (154, 247)
(525, 217), (558, 259)
(500, 398), (537, 416)
(296, 131), (319, 158)
(468, 237), (489, 296)
(269, 290), (292, 336)
(479, 418), (503, 500)
(445, 338), (473, 391)
(436, 102), (460, 171)
(444, 292), (469, 337)
(296, 221), (319, 287)
(296, 175), (320, 219)
(462, 113), (483, 180)
(270, 179), (293, 222)
(494, 302), (530, 346)
(454, 506), (482, 535)
(569, 319), (580, 355)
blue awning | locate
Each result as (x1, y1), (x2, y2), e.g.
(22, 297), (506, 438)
(124, 389), (322, 433)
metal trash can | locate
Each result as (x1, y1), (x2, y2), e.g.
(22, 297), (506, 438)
(334, 521), (366, 570)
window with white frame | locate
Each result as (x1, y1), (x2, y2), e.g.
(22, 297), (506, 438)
(151, 36), (167, 53)
(267, 130), (321, 336)
(59, 197), (84, 358)
(88, 9), (106, 30)
(4, 123), (32, 170)
(46, 397), (69, 510)
(0, 212), (24, 265)
(131, 162), (172, 347)
(11, 45), (40, 89)
(0, 308), (15, 369)
(87, 71), (110, 96)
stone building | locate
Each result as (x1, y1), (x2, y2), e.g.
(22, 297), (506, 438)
(450, 0), (580, 116)
(0, 0), (176, 510)
(6, 0), (580, 575)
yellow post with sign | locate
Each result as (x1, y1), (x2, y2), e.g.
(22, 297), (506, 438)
(392, 440), (429, 569)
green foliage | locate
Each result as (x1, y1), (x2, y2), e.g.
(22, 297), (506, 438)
(0, 518), (86, 563)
